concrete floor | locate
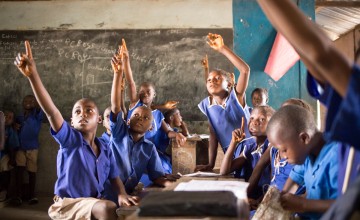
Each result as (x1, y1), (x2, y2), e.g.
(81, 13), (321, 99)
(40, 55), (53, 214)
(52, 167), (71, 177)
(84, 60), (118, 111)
(0, 195), (53, 220)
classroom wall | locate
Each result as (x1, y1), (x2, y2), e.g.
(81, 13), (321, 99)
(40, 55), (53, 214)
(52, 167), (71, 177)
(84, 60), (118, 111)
(0, 0), (232, 195)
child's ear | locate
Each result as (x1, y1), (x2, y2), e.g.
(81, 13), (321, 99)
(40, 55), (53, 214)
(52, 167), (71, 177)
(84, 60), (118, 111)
(126, 119), (130, 126)
(153, 92), (156, 98)
(97, 116), (102, 124)
(170, 115), (174, 121)
(70, 118), (74, 127)
(148, 124), (153, 131)
(299, 132), (310, 144)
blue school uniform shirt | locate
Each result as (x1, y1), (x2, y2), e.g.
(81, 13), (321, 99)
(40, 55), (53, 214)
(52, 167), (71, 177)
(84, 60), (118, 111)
(269, 146), (294, 191)
(109, 111), (164, 193)
(307, 66), (360, 193)
(126, 100), (165, 141)
(17, 109), (43, 150)
(98, 132), (111, 146)
(1, 126), (20, 158)
(289, 141), (339, 220)
(51, 121), (119, 199)
(234, 137), (271, 198)
(198, 89), (251, 153)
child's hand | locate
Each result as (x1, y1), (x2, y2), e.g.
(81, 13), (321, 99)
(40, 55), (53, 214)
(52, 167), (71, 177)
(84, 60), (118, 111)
(118, 194), (140, 207)
(231, 117), (245, 144)
(14, 41), (37, 77)
(121, 38), (129, 61)
(163, 100), (178, 110)
(206, 33), (224, 51)
(280, 192), (305, 212)
(194, 164), (213, 172)
(111, 46), (124, 74)
(165, 173), (181, 181)
(248, 198), (260, 210)
(201, 54), (209, 69)
(175, 133), (186, 146)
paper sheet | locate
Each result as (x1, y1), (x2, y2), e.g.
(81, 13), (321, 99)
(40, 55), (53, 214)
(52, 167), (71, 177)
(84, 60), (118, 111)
(182, 171), (222, 177)
(174, 180), (249, 199)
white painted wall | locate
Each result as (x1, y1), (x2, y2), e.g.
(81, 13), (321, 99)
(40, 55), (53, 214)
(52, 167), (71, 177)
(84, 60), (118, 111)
(0, 0), (232, 30)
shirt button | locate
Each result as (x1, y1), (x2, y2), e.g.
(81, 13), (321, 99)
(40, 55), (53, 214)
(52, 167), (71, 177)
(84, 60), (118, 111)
(96, 159), (99, 163)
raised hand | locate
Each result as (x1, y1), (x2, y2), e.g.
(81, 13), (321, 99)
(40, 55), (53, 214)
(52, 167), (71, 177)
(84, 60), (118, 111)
(121, 38), (129, 60)
(201, 54), (209, 69)
(163, 100), (178, 110)
(206, 33), (224, 51)
(232, 117), (245, 143)
(14, 41), (37, 77)
(111, 45), (124, 74)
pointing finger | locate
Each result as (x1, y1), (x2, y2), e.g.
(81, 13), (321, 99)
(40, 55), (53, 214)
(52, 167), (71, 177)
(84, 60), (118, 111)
(25, 40), (33, 59)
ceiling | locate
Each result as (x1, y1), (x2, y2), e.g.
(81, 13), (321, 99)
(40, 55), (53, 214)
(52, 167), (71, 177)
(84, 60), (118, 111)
(315, 0), (360, 40)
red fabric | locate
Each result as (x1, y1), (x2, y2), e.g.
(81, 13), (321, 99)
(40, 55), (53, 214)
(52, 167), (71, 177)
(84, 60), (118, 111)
(264, 33), (300, 81)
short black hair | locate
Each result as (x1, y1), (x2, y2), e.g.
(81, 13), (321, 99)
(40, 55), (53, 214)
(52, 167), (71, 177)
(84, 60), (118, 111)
(252, 105), (275, 118)
(163, 108), (179, 123)
(282, 98), (313, 113)
(251, 88), (268, 99)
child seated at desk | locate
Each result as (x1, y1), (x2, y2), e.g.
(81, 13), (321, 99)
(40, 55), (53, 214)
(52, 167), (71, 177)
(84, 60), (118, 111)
(104, 45), (177, 202)
(220, 105), (275, 199)
(153, 108), (190, 174)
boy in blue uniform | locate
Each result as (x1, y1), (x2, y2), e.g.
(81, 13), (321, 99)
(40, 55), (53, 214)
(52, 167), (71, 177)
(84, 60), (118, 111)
(14, 41), (136, 220)
(220, 105), (274, 200)
(249, 88), (269, 113)
(197, 33), (252, 172)
(14, 94), (43, 205)
(0, 110), (20, 201)
(98, 107), (111, 146)
(267, 105), (338, 219)
(256, 0), (360, 218)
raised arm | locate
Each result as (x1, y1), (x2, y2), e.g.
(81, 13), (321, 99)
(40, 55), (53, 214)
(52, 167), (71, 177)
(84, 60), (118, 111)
(256, 0), (352, 97)
(201, 54), (209, 85)
(111, 45), (125, 116)
(152, 100), (178, 111)
(207, 33), (250, 107)
(120, 75), (127, 119)
(247, 146), (271, 196)
(0, 112), (4, 150)
(122, 39), (138, 107)
(14, 41), (63, 132)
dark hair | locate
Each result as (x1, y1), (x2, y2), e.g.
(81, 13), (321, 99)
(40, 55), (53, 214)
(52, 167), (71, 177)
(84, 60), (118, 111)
(252, 105), (275, 118)
(211, 69), (234, 88)
(163, 108), (179, 123)
(251, 88), (268, 99)
(140, 82), (155, 90)
(281, 98), (313, 113)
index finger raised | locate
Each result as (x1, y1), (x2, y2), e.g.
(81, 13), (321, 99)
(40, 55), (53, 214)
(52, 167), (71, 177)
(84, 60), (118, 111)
(25, 40), (33, 59)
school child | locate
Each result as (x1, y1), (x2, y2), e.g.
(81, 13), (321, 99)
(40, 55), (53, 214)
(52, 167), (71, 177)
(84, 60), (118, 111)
(250, 88), (268, 109)
(196, 33), (252, 172)
(256, 1), (360, 217)
(267, 105), (338, 219)
(12, 94), (42, 205)
(0, 110), (20, 202)
(220, 105), (275, 200)
(246, 99), (311, 209)
(121, 39), (186, 146)
(153, 108), (190, 174)
(14, 41), (137, 220)
(106, 47), (176, 197)
(98, 107), (111, 146)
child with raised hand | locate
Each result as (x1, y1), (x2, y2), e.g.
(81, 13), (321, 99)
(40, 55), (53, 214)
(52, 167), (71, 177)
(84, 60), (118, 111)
(14, 41), (136, 220)
(196, 33), (251, 172)
(220, 105), (274, 200)
(106, 44), (177, 197)
(121, 39), (186, 147)
(267, 105), (338, 219)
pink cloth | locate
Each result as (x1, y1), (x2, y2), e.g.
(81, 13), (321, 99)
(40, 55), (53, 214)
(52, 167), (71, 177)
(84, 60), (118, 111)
(264, 33), (300, 81)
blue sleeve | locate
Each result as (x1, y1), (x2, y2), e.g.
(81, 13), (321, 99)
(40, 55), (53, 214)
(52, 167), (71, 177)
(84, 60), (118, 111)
(147, 145), (165, 181)
(108, 148), (120, 179)
(198, 97), (209, 116)
(289, 164), (305, 186)
(7, 128), (20, 148)
(109, 111), (126, 141)
(51, 121), (82, 149)
(35, 109), (44, 121)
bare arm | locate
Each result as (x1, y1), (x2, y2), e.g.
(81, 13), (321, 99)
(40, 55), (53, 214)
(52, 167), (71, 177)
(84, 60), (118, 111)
(120, 76), (127, 119)
(207, 33), (250, 107)
(152, 101), (178, 111)
(161, 120), (186, 146)
(111, 45), (124, 117)
(110, 177), (139, 206)
(0, 112), (4, 150)
(280, 192), (335, 213)
(14, 41), (63, 132)
(282, 177), (300, 194)
(247, 147), (271, 196)
(122, 39), (138, 108)
(201, 54), (209, 85)
(257, 0), (352, 97)
(179, 121), (190, 137)
(153, 176), (174, 187)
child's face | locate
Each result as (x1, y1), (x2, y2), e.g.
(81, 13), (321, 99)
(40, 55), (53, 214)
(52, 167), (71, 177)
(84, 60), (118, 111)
(102, 108), (111, 131)
(4, 111), (14, 126)
(170, 110), (183, 127)
(268, 126), (308, 164)
(128, 107), (153, 134)
(22, 96), (36, 110)
(248, 108), (269, 137)
(206, 71), (229, 95)
(71, 99), (101, 133)
(251, 92), (267, 107)
(138, 85), (156, 106)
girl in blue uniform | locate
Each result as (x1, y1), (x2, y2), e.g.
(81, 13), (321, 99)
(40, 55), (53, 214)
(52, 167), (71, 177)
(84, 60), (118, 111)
(196, 33), (251, 172)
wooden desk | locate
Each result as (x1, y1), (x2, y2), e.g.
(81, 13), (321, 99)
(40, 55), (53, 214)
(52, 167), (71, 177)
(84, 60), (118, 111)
(118, 175), (249, 220)
(171, 136), (224, 175)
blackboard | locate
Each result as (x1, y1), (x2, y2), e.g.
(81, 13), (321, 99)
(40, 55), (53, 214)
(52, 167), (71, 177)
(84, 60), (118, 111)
(0, 29), (233, 121)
